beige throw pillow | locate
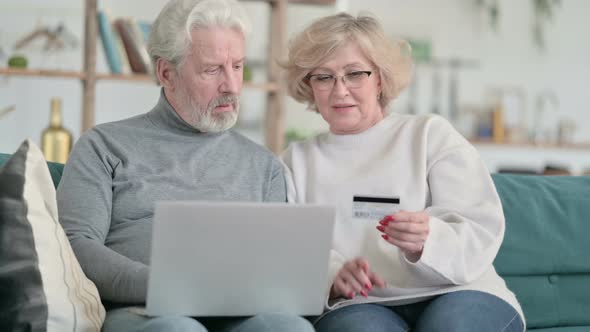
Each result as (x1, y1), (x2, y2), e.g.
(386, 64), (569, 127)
(0, 139), (105, 331)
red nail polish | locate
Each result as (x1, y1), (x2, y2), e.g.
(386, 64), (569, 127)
(364, 283), (372, 290)
(382, 234), (389, 240)
(386, 215), (395, 222)
(376, 225), (385, 232)
(379, 219), (389, 226)
(360, 290), (368, 297)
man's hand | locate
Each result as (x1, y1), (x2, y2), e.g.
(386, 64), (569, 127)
(376, 210), (430, 261)
(330, 257), (386, 299)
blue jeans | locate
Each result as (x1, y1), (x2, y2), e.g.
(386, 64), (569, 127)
(101, 307), (314, 332)
(314, 291), (524, 332)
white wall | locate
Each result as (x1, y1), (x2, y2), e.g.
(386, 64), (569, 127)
(1, 0), (589, 173)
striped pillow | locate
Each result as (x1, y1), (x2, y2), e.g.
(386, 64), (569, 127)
(0, 139), (105, 331)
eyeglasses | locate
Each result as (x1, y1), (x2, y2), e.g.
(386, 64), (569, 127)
(306, 71), (372, 91)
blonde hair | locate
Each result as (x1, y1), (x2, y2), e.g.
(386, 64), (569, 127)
(283, 12), (413, 111)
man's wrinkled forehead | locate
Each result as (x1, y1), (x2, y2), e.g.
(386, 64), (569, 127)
(188, 27), (245, 63)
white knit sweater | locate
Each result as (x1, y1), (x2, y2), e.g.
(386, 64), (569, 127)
(281, 113), (524, 323)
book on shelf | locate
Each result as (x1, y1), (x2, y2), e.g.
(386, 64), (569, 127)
(97, 10), (124, 74)
(113, 21), (132, 75)
(136, 21), (151, 44)
(113, 17), (153, 75)
(97, 10), (152, 75)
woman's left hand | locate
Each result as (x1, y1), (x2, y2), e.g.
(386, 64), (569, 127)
(376, 210), (430, 260)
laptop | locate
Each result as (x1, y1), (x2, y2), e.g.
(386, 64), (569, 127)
(146, 201), (335, 317)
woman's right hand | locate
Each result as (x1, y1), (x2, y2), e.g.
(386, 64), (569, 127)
(330, 257), (386, 299)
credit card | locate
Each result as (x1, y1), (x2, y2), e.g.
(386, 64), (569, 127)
(352, 195), (400, 220)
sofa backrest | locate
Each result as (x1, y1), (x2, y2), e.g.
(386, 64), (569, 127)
(2, 153), (589, 329)
(0, 153), (64, 188)
(492, 173), (590, 330)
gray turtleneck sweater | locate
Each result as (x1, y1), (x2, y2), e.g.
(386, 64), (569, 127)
(56, 91), (286, 305)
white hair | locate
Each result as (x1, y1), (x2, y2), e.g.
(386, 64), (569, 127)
(148, 0), (251, 73)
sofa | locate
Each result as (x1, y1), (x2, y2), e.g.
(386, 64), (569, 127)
(1, 151), (589, 331)
(491, 174), (590, 331)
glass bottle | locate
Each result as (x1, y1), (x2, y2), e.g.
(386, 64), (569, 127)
(41, 97), (72, 164)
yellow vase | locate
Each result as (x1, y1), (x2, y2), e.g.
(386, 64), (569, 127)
(41, 97), (73, 164)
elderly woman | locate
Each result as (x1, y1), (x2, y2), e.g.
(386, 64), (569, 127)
(281, 13), (524, 332)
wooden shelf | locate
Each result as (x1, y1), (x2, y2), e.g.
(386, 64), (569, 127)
(469, 138), (590, 150)
(241, 0), (335, 4)
(95, 73), (155, 82)
(0, 68), (280, 92)
(287, 0), (336, 4)
(95, 73), (279, 91)
(0, 67), (85, 79)
(244, 82), (280, 92)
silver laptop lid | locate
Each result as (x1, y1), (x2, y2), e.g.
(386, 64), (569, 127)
(146, 201), (335, 317)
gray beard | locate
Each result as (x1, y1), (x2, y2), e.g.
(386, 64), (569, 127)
(184, 93), (240, 133)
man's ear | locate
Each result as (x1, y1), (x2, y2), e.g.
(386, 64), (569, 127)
(156, 58), (178, 91)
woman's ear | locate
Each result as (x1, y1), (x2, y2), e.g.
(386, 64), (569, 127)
(376, 71), (383, 101)
(156, 58), (178, 92)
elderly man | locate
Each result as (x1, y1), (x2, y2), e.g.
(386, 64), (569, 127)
(57, 0), (314, 331)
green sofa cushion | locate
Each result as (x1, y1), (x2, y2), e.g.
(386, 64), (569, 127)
(531, 328), (590, 332)
(492, 174), (590, 330)
(0, 153), (64, 188)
